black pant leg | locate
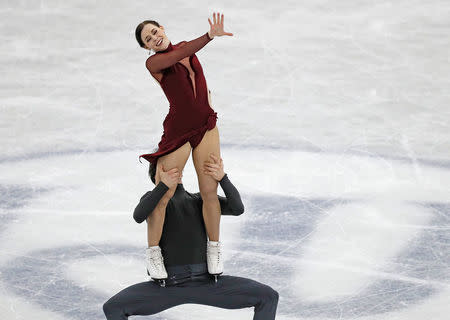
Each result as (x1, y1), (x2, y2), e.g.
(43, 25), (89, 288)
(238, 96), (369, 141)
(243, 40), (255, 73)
(102, 281), (187, 320)
(103, 276), (279, 320)
(185, 275), (279, 320)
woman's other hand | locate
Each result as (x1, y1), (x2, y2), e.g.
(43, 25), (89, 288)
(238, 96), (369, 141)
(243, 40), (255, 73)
(203, 153), (225, 181)
(208, 12), (233, 38)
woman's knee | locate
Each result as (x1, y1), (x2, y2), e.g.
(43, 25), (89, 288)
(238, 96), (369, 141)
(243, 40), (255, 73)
(199, 181), (218, 200)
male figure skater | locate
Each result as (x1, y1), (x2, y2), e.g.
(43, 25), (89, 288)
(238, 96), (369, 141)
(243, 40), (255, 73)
(102, 154), (279, 320)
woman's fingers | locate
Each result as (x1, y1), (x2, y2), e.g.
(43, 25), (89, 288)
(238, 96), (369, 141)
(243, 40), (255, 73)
(209, 12), (233, 37)
(212, 12), (224, 26)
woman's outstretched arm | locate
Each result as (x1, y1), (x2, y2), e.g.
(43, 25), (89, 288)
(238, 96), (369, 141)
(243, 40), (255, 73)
(146, 12), (233, 73)
(146, 32), (213, 73)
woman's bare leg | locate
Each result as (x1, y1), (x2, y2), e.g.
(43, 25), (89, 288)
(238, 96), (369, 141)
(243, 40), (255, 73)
(192, 126), (221, 241)
(147, 142), (191, 246)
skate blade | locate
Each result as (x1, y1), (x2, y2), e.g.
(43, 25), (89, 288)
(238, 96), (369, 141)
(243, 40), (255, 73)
(210, 272), (223, 282)
(150, 278), (166, 287)
(147, 269), (167, 287)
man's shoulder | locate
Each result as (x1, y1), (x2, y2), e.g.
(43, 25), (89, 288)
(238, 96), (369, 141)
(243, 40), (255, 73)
(184, 190), (202, 201)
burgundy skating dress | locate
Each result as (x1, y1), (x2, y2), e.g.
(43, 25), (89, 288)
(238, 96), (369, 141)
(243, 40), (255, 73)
(139, 32), (218, 165)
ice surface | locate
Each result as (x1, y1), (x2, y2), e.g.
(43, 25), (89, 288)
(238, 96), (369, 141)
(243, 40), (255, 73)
(0, 0), (449, 319)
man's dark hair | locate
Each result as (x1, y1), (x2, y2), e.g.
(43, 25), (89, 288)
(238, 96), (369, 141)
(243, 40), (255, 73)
(148, 160), (157, 184)
(135, 20), (160, 48)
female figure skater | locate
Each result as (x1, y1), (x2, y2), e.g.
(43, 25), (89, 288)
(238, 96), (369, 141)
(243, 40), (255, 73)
(135, 12), (233, 283)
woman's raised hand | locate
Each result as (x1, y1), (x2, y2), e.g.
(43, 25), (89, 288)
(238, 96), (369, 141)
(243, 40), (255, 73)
(208, 12), (233, 38)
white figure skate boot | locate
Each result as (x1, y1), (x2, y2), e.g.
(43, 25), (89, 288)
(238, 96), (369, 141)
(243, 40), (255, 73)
(207, 240), (223, 282)
(146, 246), (168, 287)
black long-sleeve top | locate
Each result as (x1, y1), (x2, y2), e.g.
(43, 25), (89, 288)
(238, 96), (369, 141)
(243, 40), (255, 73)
(133, 174), (244, 266)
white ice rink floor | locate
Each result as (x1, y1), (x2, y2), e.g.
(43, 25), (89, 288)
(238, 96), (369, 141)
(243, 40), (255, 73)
(1, 1), (449, 319)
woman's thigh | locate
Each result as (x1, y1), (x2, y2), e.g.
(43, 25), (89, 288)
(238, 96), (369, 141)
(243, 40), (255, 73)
(191, 126), (221, 194)
(155, 141), (191, 184)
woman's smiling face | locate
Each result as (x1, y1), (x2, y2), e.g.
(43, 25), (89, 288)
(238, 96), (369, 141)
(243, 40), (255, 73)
(140, 23), (169, 52)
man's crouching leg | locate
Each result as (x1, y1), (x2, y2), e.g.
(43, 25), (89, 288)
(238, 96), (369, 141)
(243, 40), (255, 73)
(253, 283), (279, 320)
(102, 281), (183, 319)
(188, 275), (279, 320)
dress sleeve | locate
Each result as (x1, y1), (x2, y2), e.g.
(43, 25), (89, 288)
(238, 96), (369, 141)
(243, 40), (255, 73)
(146, 32), (213, 73)
(133, 182), (169, 223)
(218, 174), (245, 216)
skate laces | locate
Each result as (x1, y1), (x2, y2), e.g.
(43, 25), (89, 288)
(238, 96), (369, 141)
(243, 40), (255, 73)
(150, 255), (164, 268)
(148, 248), (164, 269)
(216, 246), (221, 263)
(208, 242), (221, 262)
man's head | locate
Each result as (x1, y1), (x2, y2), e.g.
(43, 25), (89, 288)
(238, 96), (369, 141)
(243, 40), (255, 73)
(148, 159), (157, 184)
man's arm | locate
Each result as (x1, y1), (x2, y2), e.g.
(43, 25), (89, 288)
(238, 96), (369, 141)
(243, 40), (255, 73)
(218, 173), (244, 216)
(133, 182), (169, 224)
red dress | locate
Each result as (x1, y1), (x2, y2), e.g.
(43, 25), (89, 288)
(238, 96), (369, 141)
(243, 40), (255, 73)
(139, 32), (217, 165)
